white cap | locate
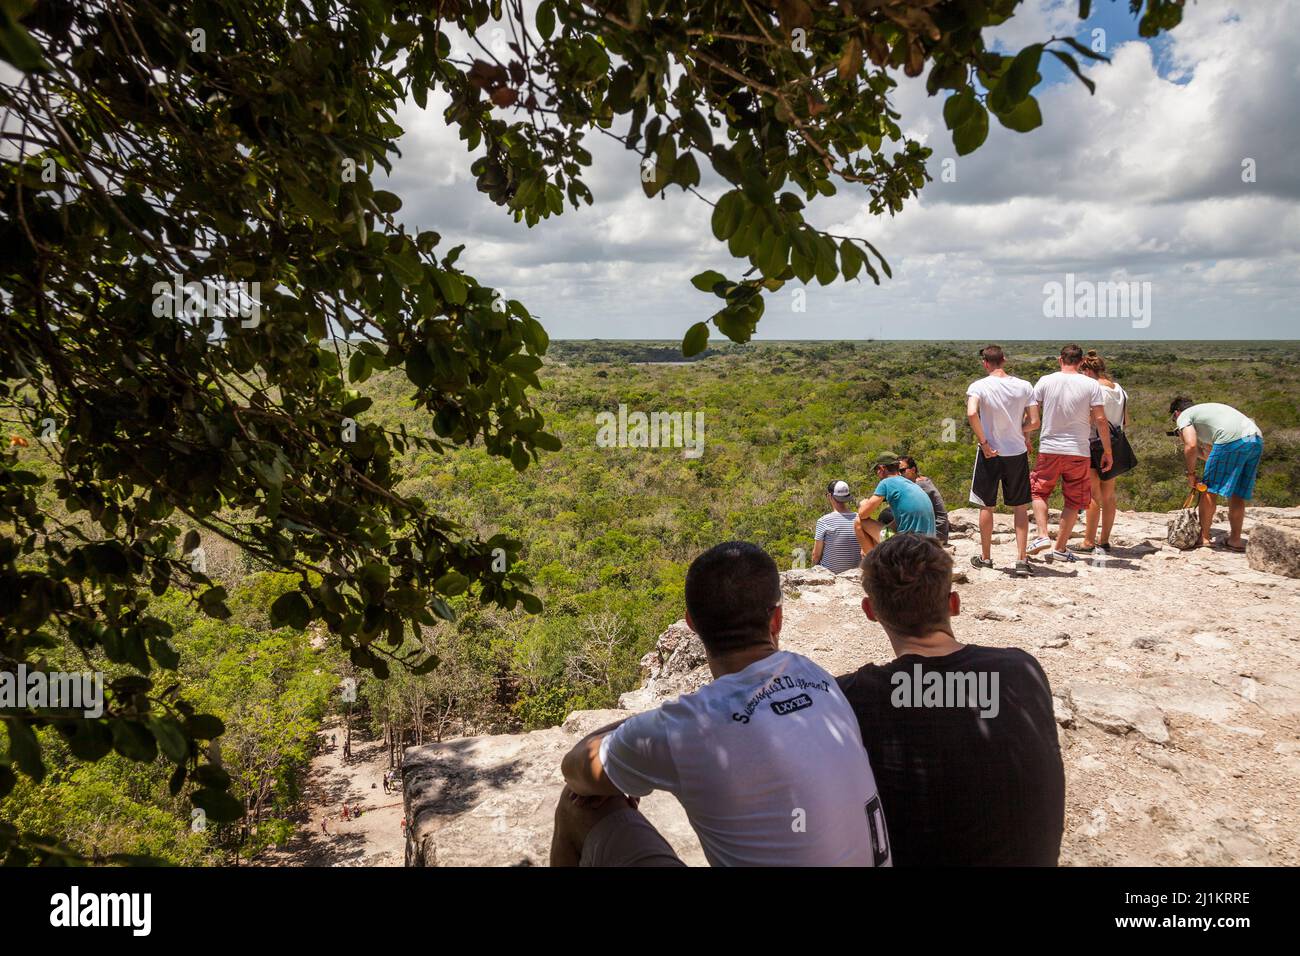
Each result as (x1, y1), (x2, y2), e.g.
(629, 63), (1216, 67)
(829, 480), (852, 501)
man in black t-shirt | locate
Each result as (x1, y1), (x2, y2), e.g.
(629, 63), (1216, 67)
(836, 535), (1064, 866)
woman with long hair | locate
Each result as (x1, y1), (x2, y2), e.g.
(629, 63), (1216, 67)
(1076, 350), (1132, 554)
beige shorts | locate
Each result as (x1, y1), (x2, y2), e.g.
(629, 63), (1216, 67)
(579, 807), (686, 867)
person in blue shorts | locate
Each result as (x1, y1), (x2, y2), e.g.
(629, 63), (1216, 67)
(1170, 397), (1264, 552)
(855, 452), (936, 555)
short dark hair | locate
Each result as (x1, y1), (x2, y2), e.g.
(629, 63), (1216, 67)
(979, 344), (1005, 367)
(898, 456), (918, 471)
(1060, 344), (1084, 365)
(685, 542), (780, 654)
(860, 535), (953, 638)
(1169, 396), (1194, 417)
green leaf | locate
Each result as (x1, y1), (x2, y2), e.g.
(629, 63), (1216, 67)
(111, 719), (157, 763)
(341, 395), (372, 417)
(434, 571), (469, 596)
(372, 190), (402, 213)
(187, 713), (226, 740)
(1060, 37), (1108, 62)
(433, 270), (468, 305)
(993, 44), (1043, 110)
(943, 89), (977, 131)
(192, 764), (231, 789)
(270, 591), (312, 630)
(710, 191), (744, 241)
(4, 719), (42, 781)
(691, 270), (726, 292)
(840, 240), (864, 281)
(192, 787), (245, 823)
(682, 322), (710, 357)
(536, 1), (556, 40)
(148, 716), (190, 763)
(532, 431), (562, 452)
(405, 348), (435, 388)
(1049, 49), (1096, 94)
(0, 12), (49, 72)
(996, 95), (1043, 133)
(673, 152), (701, 189)
(284, 181), (334, 222)
(348, 349), (369, 384)
(63, 721), (113, 762)
(411, 654), (441, 676)
(952, 104), (989, 155)
(168, 762), (187, 796)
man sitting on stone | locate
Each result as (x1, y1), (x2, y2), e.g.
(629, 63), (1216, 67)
(812, 479), (864, 573)
(854, 452), (936, 555)
(836, 534), (1065, 866)
(552, 541), (891, 867)
(898, 455), (950, 544)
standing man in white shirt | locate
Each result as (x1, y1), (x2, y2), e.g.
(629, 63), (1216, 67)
(966, 345), (1040, 577)
(1025, 345), (1113, 563)
(552, 541), (891, 867)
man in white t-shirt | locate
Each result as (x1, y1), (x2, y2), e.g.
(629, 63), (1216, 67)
(1025, 345), (1113, 563)
(552, 542), (891, 867)
(965, 344), (1040, 577)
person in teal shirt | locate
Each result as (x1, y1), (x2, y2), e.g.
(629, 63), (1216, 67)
(854, 452), (937, 554)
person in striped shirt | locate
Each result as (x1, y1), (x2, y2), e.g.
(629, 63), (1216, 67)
(813, 480), (864, 574)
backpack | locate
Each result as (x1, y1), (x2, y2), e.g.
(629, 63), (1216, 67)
(1166, 490), (1202, 550)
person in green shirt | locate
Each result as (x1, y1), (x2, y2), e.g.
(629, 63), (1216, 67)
(1169, 398), (1264, 551)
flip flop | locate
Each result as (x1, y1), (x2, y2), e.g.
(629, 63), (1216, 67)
(1218, 542), (1247, 553)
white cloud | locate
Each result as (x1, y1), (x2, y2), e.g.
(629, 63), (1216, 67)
(384, 1), (1299, 341)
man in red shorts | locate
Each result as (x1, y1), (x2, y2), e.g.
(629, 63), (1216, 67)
(1025, 345), (1113, 563)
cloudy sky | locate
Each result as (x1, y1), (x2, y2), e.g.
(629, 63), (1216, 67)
(383, 0), (1299, 342)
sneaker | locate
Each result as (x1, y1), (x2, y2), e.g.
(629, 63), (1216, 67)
(970, 556), (994, 570)
(1048, 549), (1078, 563)
(1028, 536), (1053, 555)
(1013, 560), (1032, 577)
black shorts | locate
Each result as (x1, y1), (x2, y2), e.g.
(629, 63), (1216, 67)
(969, 450), (1031, 508)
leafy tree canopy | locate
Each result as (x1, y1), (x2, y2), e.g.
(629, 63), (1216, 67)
(0, 0), (1185, 861)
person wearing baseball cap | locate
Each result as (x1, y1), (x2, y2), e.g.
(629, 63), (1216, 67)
(854, 453), (936, 555)
(812, 480), (863, 573)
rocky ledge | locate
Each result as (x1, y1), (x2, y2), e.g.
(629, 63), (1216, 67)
(404, 507), (1300, 866)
